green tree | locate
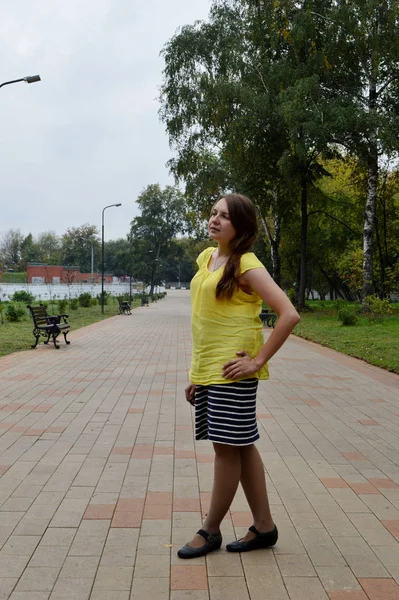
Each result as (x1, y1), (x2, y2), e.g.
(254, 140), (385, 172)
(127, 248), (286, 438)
(61, 224), (100, 273)
(160, 0), (352, 307)
(0, 229), (24, 268)
(104, 238), (131, 277)
(163, 237), (206, 285)
(36, 231), (62, 265)
(130, 185), (187, 296)
(19, 233), (40, 270)
(324, 0), (399, 297)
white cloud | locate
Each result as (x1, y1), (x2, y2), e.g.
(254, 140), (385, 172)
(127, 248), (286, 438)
(1, 0), (212, 241)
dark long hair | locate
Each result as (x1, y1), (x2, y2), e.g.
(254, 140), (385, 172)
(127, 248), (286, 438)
(215, 194), (258, 300)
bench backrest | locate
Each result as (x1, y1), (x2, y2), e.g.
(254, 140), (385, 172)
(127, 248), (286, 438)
(27, 304), (49, 326)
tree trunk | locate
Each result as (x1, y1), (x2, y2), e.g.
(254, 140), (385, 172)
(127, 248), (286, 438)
(362, 154), (378, 299)
(149, 245), (161, 298)
(271, 211), (281, 287)
(258, 205), (281, 285)
(374, 213), (385, 299)
(297, 178), (308, 309)
(362, 79), (378, 299)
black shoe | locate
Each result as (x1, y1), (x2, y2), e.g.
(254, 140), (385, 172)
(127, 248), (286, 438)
(177, 529), (222, 559)
(226, 525), (278, 553)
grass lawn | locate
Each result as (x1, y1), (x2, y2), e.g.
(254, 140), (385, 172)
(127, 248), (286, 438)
(293, 302), (399, 374)
(0, 296), (144, 358)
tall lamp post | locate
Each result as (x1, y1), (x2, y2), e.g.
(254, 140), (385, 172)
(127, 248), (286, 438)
(101, 203), (122, 314)
(0, 75), (41, 89)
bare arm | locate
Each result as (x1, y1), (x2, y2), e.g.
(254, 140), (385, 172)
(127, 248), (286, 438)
(222, 268), (300, 380)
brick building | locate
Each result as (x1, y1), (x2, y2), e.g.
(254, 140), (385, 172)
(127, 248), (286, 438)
(27, 263), (113, 284)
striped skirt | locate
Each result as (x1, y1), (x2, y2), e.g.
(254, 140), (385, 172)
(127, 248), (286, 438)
(195, 378), (259, 446)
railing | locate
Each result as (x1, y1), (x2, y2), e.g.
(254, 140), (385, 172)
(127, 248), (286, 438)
(0, 282), (164, 301)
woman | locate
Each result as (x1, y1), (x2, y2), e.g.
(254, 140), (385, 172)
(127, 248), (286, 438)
(177, 194), (300, 559)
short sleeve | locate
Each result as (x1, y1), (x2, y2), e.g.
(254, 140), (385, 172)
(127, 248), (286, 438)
(196, 247), (214, 268)
(239, 252), (266, 275)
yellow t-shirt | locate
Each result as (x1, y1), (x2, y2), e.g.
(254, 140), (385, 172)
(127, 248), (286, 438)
(189, 247), (270, 385)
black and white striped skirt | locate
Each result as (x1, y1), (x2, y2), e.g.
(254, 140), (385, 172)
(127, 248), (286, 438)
(195, 378), (259, 446)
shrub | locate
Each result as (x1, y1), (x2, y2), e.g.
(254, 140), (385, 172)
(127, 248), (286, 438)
(12, 290), (35, 303)
(364, 294), (393, 317)
(332, 299), (348, 311)
(96, 291), (110, 305)
(70, 298), (79, 310)
(58, 299), (68, 313)
(338, 307), (358, 326)
(287, 288), (295, 302)
(78, 293), (92, 308)
(5, 302), (26, 322)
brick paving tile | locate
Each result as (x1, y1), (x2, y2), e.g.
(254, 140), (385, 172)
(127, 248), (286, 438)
(171, 565), (208, 590)
(369, 479), (399, 490)
(83, 504), (115, 520)
(145, 492), (173, 505)
(382, 520), (399, 537)
(0, 291), (398, 599)
(173, 498), (201, 512)
(328, 592), (369, 600)
(320, 478), (350, 489)
(359, 578), (399, 600)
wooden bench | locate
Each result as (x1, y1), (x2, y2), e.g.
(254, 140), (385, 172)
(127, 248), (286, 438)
(27, 304), (71, 349)
(141, 294), (149, 307)
(260, 310), (277, 328)
(117, 297), (131, 315)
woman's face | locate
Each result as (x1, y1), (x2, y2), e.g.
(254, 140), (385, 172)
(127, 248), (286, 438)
(208, 198), (236, 245)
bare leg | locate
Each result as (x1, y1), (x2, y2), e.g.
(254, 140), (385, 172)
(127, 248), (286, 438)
(239, 444), (274, 541)
(186, 442), (241, 548)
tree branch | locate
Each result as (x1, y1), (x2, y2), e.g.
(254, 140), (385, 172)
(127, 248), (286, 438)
(308, 210), (360, 235)
(376, 74), (399, 98)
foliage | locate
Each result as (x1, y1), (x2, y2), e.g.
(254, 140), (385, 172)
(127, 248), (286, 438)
(363, 294), (393, 317)
(11, 290), (35, 303)
(332, 299), (348, 311)
(78, 293), (92, 308)
(5, 303), (26, 322)
(0, 271), (27, 283)
(335, 247), (363, 300)
(337, 307), (358, 326)
(96, 291), (111, 305)
(130, 184), (187, 295)
(104, 238), (131, 277)
(0, 229), (25, 268)
(70, 299), (79, 310)
(58, 299), (68, 313)
(294, 304), (399, 373)
(62, 224), (100, 273)
(159, 0), (399, 304)
(0, 296), (138, 357)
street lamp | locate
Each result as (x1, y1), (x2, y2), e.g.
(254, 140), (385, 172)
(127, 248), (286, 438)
(0, 75), (41, 89)
(101, 203), (122, 314)
(128, 232), (133, 302)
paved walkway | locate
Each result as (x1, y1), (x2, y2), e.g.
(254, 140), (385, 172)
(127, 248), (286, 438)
(0, 290), (399, 600)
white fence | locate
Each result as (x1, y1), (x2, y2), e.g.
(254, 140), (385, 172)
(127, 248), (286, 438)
(0, 282), (166, 302)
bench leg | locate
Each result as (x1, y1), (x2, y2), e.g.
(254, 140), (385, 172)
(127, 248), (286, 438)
(63, 332), (71, 345)
(31, 331), (40, 349)
(51, 332), (60, 349)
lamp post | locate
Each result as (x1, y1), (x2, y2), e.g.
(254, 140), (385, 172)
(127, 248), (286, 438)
(0, 75), (41, 89)
(101, 203), (122, 314)
(128, 232), (133, 302)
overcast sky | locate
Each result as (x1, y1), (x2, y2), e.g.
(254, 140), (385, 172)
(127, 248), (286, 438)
(1, 0), (211, 242)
